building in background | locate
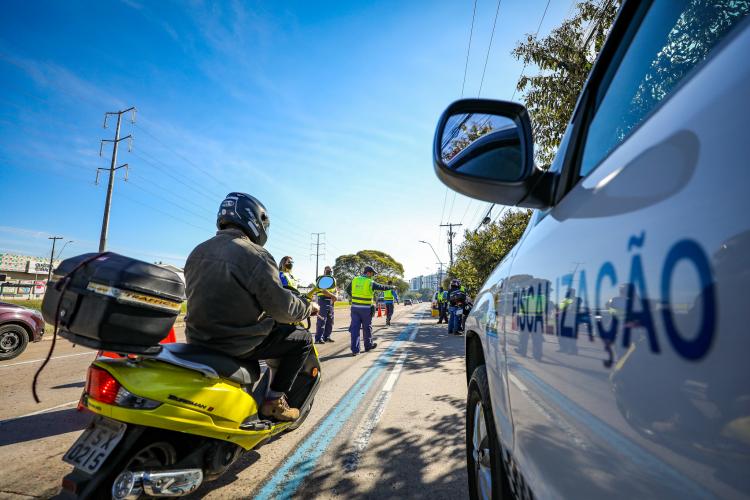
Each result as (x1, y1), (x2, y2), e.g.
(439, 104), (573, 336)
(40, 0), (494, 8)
(409, 271), (443, 291)
(0, 253), (61, 298)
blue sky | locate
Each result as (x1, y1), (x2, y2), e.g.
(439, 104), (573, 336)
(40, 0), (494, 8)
(1, 0), (573, 284)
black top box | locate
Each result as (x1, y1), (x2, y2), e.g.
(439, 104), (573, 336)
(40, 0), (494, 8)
(42, 252), (185, 354)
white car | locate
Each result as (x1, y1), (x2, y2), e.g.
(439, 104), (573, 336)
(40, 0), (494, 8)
(433, 1), (750, 499)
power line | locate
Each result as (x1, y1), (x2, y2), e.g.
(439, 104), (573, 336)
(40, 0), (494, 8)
(510, 0), (552, 101)
(477, 0), (504, 97)
(460, 0), (479, 97)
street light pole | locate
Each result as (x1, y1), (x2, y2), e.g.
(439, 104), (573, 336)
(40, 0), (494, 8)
(418, 240), (445, 289)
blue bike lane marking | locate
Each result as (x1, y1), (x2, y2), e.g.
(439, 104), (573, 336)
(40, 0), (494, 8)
(255, 314), (423, 500)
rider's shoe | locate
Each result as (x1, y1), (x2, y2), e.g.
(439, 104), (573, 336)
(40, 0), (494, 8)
(324, 337), (335, 342)
(365, 342), (378, 352)
(315, 339), (325, 345)
(261, 396), (299, 421)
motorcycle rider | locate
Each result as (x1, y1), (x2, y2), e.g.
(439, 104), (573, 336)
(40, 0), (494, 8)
(448, 278), (467, 335)
(184, 192), (319, 422)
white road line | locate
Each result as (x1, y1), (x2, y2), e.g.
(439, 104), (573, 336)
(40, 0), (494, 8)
(344, 313), (423, 472)
(0, 399), (80, 425)
(0, 351), (95, 369)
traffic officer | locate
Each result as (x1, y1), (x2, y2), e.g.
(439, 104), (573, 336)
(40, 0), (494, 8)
(315, 266), (338, 344)
(278, 256), (298, 291)
(437, 286), (448, 324)
(347, 266), (392, 355)
(383, 282), (399, 326)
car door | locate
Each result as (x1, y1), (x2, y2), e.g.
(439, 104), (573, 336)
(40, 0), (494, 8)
(503, 2), (750, 498)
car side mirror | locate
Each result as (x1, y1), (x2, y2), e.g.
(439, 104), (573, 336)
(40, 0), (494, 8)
(433, 99), (556, 208)
(316, 276), (335, 290)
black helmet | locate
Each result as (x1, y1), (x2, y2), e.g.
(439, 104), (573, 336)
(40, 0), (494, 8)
(450, 278), (461, 288)
(363, 265), (376, 275)
(217, 192), (270, 246)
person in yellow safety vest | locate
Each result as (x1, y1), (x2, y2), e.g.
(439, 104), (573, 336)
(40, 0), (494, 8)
(437, 286), (448, 324)
(346, 265), (393, 356)
(278, 256), (299, 291)
(314, 266), (338, 344)
(383, 284), (399, 327)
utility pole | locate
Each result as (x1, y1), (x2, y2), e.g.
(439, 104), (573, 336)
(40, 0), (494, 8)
(310, 232), (326, 278)
(98, 107), (136, 252)
(440, 223), (463, 271)
(47, 236), (63, 282)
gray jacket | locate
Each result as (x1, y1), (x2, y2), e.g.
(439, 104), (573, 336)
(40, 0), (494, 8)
(184, 228), (312, 357)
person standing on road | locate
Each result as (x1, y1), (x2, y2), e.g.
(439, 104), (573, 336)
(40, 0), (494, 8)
(314, 266), (338, 344)
(347, 266), (392, 355)
(383, 282), (399, 326)
(437, 286), (448, 324)
(448, 279), (467, 335)
(278, 256), (299, 291)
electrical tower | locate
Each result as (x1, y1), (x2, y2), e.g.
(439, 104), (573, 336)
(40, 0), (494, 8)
(310, 232), (326, 278)
(98, 107), (136, 252)
(440, 223), (462, 270)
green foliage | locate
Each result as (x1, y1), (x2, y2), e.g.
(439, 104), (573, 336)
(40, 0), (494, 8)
(332, 249), (405, 294)
(448, 209), (532, 294)
(512, 0), (619, 166)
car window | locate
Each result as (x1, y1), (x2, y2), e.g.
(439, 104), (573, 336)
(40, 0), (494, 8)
(578, 0), (750, 178)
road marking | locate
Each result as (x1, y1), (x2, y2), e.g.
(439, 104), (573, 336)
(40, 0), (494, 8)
(344, 323), (420, 472)
(0, 351), (95, 369)
(255, 312), (425, 500)
(0, 399), (79, 425)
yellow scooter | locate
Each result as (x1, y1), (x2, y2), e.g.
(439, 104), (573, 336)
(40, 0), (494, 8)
(59, 276), (332, 499)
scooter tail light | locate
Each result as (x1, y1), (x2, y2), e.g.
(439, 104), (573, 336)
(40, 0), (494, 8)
(86, 365), (121, 405)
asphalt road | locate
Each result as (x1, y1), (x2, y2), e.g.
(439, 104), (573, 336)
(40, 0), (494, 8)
(0, 303), (469, 499)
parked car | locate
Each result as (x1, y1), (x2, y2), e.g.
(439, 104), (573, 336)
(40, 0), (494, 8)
(433, 1), (750, 499)
(404, 299), (413, 306)
(0, 301), (45, 360)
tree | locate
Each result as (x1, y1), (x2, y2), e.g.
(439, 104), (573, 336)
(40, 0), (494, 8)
(512, 0), (619, 166)
(448, 209), (532, 294)
(332, 250), (405, 295)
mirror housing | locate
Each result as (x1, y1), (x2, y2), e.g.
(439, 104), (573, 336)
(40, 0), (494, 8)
(433, 99), (556, 209)
(316, 276), (335, 290)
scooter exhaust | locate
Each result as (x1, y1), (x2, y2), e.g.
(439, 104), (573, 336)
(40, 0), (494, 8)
(112, 468), (203, 499)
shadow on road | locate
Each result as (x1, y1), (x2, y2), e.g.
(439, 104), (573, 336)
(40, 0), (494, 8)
(295, 319), (469, 499)
(51, 381), (85, 389)
(0, 408), (90, 446)
(186, 450), (262, 498)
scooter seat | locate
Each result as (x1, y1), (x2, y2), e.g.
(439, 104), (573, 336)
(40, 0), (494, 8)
(162, 343), (261, 385)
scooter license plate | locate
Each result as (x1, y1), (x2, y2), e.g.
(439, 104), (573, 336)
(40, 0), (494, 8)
(63, 416), (127, 474)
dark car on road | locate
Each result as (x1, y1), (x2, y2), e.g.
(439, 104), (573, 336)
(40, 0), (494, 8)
(0, 301), (45, 360)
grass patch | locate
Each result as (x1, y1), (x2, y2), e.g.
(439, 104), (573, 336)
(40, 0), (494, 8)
(2, 298), (43, 311)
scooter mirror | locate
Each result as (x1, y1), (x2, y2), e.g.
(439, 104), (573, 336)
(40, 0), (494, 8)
(317, 276), (335, 290)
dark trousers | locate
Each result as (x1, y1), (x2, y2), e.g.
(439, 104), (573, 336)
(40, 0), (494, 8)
(349, 305), (374, 353)
(438, 303), (448, 323)
(385, 302), (394, 321)
(315, 299), (334, 341)
(241, 324), (312, 394)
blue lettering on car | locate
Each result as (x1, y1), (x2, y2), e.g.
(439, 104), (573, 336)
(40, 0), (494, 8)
(510, 232), (717, 363)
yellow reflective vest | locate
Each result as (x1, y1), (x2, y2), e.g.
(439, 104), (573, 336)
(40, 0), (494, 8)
(351, 276), (374, 305)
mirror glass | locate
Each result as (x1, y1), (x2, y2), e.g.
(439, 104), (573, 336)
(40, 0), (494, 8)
(439, 113), (524, 182)
(317, 276), (335, 289)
